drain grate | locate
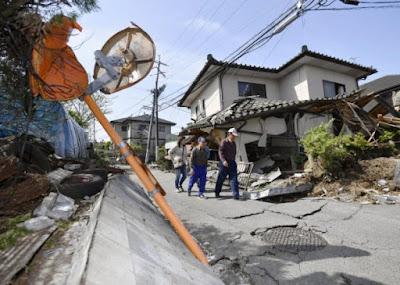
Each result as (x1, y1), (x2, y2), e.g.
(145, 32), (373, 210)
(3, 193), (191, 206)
(263, 227), (327, 253)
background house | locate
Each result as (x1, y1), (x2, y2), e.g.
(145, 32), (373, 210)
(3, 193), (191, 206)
(111, 114), (175, 160)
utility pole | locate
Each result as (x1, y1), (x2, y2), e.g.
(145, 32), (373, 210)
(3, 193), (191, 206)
(152, 55), (167, 161)
(144, 102), (154, 164)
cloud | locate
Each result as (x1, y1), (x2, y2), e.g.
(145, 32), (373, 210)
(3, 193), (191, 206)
(187, 17), (223, 35)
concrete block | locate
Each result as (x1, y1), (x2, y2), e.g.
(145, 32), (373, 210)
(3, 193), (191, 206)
(33, 192), (57, 217)
(64, 163), (82, 171)
(244, 180), (313, 200)
(18, 216), (55, 231)
(46, 168), (73, 185)
(47, 204), (78, 221)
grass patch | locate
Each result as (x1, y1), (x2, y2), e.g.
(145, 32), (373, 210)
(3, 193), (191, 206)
(0, 214), (31, 250)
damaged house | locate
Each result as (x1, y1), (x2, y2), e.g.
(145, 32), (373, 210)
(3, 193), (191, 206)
(178, 45), (378, 172)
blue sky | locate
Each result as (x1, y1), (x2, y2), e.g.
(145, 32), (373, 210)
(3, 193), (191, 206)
(68, 0), (400, 141)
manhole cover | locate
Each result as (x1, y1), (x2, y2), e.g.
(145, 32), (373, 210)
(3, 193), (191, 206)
(263, 227), (327, 253)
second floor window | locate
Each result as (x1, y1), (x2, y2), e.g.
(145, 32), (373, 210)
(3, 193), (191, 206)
(121, 125), (128, 132)
(323, 80), (345, 98)
(238, 82), (266, 98)
(158, 126), (165, 132)
(138, 124), (149, 131)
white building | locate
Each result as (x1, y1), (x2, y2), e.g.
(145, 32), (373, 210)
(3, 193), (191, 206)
(111, 114), (175, 160)
(178, 46), (377, 164)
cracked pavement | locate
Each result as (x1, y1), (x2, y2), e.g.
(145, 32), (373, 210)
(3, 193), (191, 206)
(129, 170), (400, 285)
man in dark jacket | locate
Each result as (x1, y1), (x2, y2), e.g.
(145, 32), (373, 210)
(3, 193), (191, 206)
(215, 128), (239, 200)
(188, 136), (208, 199)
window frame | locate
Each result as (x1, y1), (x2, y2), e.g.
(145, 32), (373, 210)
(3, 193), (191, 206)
(238, 81), (267, 98)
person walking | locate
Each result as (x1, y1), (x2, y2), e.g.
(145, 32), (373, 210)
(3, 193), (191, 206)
(188, 137), (208, 199)
(215, 128), (240, 200)
(168, 137), (187, 192)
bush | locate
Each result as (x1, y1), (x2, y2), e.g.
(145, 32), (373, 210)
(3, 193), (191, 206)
(156, 146), (171, 170)
(300, 119), (372, 175)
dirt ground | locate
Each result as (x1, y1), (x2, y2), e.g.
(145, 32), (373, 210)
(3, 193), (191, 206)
(306, 157), (399, 202)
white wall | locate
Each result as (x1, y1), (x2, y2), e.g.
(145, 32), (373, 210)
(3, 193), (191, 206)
(190, 77), (221, 120)
(222, 73), (280, 109)
(305, 65), (358, 100)
(279, 66), (309, 101)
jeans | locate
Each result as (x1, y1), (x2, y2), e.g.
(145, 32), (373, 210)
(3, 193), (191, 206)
(174, 164), (187, 189)
(188, 165), (207, 196)
(215, 160), (239, 198)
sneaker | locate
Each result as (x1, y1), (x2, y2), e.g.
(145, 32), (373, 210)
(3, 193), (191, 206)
(175, 188), (180, 193)
(188, 190), (191, 197)
(215, 193), (220, 198)
(179, 185), (185, 192)
(233, 196), (240, 200)
(198, 194), (207, 200)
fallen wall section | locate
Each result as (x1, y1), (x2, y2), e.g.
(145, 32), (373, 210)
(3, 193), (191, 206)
(81, 174), (223, 284)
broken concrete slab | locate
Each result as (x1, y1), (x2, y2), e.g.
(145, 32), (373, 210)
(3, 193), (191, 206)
(244, 179), (313, 200)
(46, 193), (77, 221)
(46, 168), (73, 185)
(267, 199), (328, 219)
(17, 216), (55, 231)
(0, 225), (57, 285)
(64, 163), (82, 171)
(372, 194), (400, 205)
(33, 192), (57, 217)
(253, 155), (275, 171)
(392, 159), (400, 187)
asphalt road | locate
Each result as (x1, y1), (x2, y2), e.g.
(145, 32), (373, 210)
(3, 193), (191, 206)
(128, 169), (400, 285)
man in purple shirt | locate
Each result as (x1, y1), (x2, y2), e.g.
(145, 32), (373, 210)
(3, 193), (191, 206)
(215, 128), (240, 200)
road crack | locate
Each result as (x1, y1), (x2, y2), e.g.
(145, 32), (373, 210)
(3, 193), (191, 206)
(225, 210), (266, 219)
(343, 205), (362, 220)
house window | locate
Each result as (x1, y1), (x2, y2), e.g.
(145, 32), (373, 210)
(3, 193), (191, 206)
(238, 82), (266, 98)
(195, 105), (199, 116)
(201, 99), (205, 112)
(323, 80), (346, 98)
(138, 124), (148, 130)
(121, 125), (128, 132)
(158, 126), (165, 132)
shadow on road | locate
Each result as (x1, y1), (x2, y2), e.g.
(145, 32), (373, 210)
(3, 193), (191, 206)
(184, 223), (379, 285)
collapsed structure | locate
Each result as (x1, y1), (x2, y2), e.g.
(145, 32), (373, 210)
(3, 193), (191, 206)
(178, 46), (399, 174)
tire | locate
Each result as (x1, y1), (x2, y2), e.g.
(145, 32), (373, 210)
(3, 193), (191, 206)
(73, 168), (108, 182)
(58, 174), (105, 199)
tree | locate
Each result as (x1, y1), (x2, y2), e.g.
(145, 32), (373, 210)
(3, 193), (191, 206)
(0, 1), (99, 104)
(63, 91), (114, 129)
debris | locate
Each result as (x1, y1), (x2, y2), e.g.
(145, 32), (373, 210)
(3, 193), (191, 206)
(64, 163), (82, 171)
(46, 194), (77, 221)
(244, 179), (313, 200)
(293, 173), (306, 178)
(383, 187), (390, 193)
(0, 156), (19, 182)
(17, 216), (55, 231)
(253, 155), (275, 171)
(392, 160), (400, 187)
(33, 192), (57, 217)
(46, 168), (73, 185)
(260, 168), (282, 183)
(377, 179), (388, 187)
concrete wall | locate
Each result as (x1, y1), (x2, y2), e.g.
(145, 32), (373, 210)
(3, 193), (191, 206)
(191, 77), (221, 120)
(279, 66), (309, 101)
(81, 174), (223, 285)
(305, 65), (358, 100)
(222, 73), (280, 109)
